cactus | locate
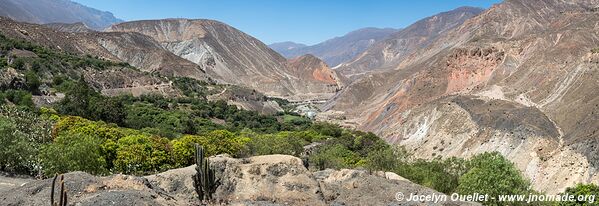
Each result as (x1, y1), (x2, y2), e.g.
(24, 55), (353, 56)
(50, 174), (67, 206)
(193, 144), (218, 201)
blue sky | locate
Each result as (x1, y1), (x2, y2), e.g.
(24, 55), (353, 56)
(73, 0), (501, 45)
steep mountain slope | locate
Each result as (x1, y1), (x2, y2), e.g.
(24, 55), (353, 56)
(335, 7), (484, 80)
(0, 0), (122, 30)
(324, 0), (599, 193)
(270, 28), (398, 67)
(0, 17), (208, 82)
(44, 22), (92, 33)
(108, 19), (341, 99)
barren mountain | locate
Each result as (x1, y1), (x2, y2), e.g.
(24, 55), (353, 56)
(0, 16), (209, 83)
(0, 0), (122, 30)
(44, 22), (92, 33)
(324, 0), (599, 193)
(335, 7), (484, 80)
(270, 28), (398, 67)
(108, 19), (341, 100)
(269, 41), (307, 52)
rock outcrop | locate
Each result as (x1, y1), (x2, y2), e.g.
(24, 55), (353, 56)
(0, 155), (476, 205)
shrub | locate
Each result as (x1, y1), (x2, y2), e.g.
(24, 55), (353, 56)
(24, 70), (41, 93)
(245, 131), (308, 156)
(591, 48), (599, 54)
(171, 135), (204, 167)
(457, 152), (530, 205)
(310, 144), (362, 170)
(40, 132), (108, 176)
(0, 106), (52, 175)
(0, 57), (7, 68)
(53, 116), (137, 140)
(114, 134), (172, 175)
(2, 90), (34, 108)
(197, 130), (250, 157)
(365, 146), (404, 172)
(559, 183), (599, 206)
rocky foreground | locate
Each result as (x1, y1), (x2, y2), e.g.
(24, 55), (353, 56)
(0, 155), (475, 205)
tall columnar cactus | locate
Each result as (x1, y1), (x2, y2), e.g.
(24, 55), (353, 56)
(193, 144), (218, 201)
(50, 174), (67, 206)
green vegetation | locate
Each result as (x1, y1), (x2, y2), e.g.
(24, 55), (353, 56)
(0, 89), (35, 109)
(457, 152), (531, 205)
(40, 132), (108, 176)
(559, 184), (599, 206)
(0, 106), (52, 175)
(592, 47), (599, 54)
(173, 77), (213, 98)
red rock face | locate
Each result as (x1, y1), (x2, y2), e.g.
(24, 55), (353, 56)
(287, 54), (339, 85)
(445, 48), (503, 94)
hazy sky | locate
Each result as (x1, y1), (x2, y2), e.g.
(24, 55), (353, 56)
(73, 0), (501, 45)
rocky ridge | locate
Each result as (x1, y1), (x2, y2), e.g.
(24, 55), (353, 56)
(0, 155), (476, 206)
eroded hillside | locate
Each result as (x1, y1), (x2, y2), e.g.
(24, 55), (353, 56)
(324, 0), (599, 193)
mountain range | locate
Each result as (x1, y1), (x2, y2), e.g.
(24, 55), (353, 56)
(269, 27), (398, 67)
(0, 0), (122, 30)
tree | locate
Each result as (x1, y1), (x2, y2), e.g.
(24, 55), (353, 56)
(55, 78), (97, 117)
(457, 152), (530, 206)
(0, 106), (52, 175)
(40, 132), (108, 176)
(0, 118), (38, 174)
(25, 70), (41, 94)
(89, 96), (126, 126)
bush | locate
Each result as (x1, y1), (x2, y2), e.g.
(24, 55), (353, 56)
(171, 135), (204, 167)
(0, 118), (39, 174)
(365, 146), (404, 172)
(40, 132), (108, 176)
(24, 70), (41, 93)
(591, 48), (599, 54)
(396, 158), (465, 194)
(0, 106), (52, 175)
(457, 152), (530, 205)
(114, 134), (172, 175)
(559, 184), (599, 206)
(2, 90), (34, 109)
(196, 130), (249, 157)
(245, 131), (308, 156)
(0, 57), (7, 68)
(310, 144), (362, 170)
